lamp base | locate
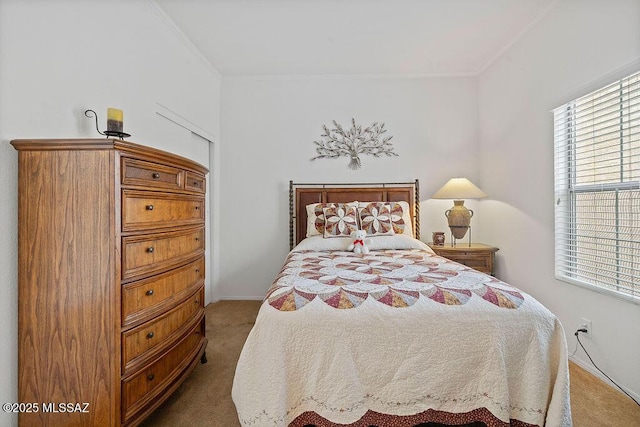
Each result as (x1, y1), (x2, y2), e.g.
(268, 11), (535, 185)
(444, 200), (474, 239)
(451, 225), (472, 247)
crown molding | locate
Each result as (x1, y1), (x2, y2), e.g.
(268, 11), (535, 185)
(223, 71), (479, 81)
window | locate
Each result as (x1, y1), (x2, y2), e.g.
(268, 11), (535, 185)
(554, 70), (640, 302)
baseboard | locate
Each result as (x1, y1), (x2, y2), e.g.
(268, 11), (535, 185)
(210, 296), (265, 302)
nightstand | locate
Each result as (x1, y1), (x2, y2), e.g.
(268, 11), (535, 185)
(428, 243), (499, 276)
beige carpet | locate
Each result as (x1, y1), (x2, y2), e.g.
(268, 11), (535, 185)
(141, 300), (640, 427)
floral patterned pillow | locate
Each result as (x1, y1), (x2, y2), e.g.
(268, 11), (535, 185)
(322, 205), (359, 238)
(359, 202), (394, 236)
(357, 201), (413, 236)
(306, 202), (358, 237)
(390, 201), (415, 236)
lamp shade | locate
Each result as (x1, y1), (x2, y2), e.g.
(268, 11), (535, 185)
(432, 178), (487, 200)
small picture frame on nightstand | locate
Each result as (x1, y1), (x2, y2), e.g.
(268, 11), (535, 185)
(432, 231), (445, 246)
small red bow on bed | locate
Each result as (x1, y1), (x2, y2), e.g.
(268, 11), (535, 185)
(354, 239), (364, 245)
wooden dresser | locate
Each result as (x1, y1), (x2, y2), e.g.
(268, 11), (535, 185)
(11, 139), (208, 426)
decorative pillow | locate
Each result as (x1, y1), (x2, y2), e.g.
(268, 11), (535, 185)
(389, 201), (413, 236)
(357, 201), (413, 237)
(306, 202), (358, 237)
(358, 202), (394, 236)
(322, 205), (359, 238)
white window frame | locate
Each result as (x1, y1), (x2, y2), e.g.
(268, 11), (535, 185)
(553, 71), (639, 304)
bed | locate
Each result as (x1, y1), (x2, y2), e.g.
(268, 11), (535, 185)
(232, 181), (571, 427)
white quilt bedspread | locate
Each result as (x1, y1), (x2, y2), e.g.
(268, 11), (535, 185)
(232, 237), (571, 427)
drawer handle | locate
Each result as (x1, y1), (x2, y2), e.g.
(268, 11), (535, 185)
(147, 247), (154, 253)
(152, 173), (160, 179)
(195, 269), (200, 274)
(146, 289), (154, 296)
(146, 204), (154, 211)
(195, 237), (199, 242)
(195, 206), (200, 210)
(193, 181), (199, 186)
(147, 373), (155, 381)
(147, 332), (155, 339)
(195, 299), (200, 305)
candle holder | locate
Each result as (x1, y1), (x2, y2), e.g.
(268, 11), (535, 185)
(84, 109), (131, 139)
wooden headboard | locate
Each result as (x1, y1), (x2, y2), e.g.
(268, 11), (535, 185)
(289, 180), (420, 249)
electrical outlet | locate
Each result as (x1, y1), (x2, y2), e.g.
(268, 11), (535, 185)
(579, 318), (592, 338)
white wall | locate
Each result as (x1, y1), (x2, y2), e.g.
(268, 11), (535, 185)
(219, 76), (479, 298)
(0, 0), (221, 424)
(477, 0), (640, 399)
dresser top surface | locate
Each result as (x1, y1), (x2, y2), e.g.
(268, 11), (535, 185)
(10, 138), (208, 174)
(428, 242), (499, 252)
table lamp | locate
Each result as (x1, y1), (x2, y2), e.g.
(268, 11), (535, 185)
(432, 177), (487, 245)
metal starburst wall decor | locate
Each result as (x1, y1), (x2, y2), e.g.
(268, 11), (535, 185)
(311, 118), (398, 170)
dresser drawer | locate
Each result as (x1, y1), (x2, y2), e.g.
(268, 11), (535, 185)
(185, 171), (206, 194)
(451, 253), (492, 274)
(122, 257), (204, 327)
(122, 227), (204, 282)
(122, 157), (183, 191)
(122, 190), (204, 232)
(428, 243), (498, 276)
(122, 320), (205, 422)
(122, 288), (204, 375)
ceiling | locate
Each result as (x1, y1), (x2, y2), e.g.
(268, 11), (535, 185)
(154, 0), (556, 77)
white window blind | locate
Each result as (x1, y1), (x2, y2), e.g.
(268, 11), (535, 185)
(554, 70), (640, 302)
